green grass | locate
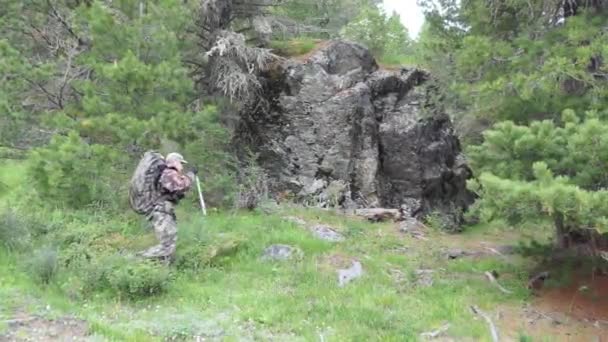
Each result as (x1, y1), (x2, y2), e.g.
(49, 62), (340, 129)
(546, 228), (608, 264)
(0, 161), (540, 340)
(377, 54), (420, 68)
(270, 38), (319, 57)
(0, 209), (532, 340)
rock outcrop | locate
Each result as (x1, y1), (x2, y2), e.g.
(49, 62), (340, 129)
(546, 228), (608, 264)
(236, 40), (474, 229)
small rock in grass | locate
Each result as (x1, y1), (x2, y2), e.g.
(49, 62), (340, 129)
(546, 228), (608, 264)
(261, 244), (302, 261)
(443, 248), (474, 260)
(415, 269), (434, 287)
(398, 217), (426, 233)
(338, 261), (363, 287)
(310, 224), (344, 242)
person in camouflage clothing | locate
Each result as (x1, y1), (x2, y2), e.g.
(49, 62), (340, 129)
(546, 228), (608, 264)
(130, 152), (197, 261)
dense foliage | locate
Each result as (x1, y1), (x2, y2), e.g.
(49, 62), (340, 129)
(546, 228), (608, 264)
(417, 0), (608, 126)
(468, 111), (608, 243)
(416, 0), (608, 247)
(341, 5), (411, 58)
(0, 1), (238, 208)
(1, 0), (408, 209)
(0, 0), (413, 301)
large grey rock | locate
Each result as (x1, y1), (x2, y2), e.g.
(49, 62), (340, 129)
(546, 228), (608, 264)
(237, 40), (474, 229)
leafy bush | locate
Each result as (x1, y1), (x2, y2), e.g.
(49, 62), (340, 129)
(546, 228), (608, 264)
(80, 254), (172, 300)
(0, 208), (31, 251)
(27, 246), (59, 284)
(234, 155), (269, 210)
(174, 232), (243, 272)
(27, 132), (122, 209)
(106, 258), (172, 300)
(424, 210), (453, 232)
(180, 106), (237, 208)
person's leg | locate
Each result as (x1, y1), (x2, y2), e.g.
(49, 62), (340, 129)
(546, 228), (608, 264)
(139, 203), (177, 261)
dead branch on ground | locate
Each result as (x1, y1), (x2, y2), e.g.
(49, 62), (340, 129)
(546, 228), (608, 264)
(470, 305), (499, 342)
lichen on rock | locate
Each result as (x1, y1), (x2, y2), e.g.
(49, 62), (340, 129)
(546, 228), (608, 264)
(236, 40), (474, 230)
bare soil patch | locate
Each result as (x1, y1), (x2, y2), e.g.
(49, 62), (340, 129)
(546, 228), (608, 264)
(318, 252), (356, 271)
(1, 314), (89, 341)
(498, 304), (607, 341)
(535, 271), (608, 322)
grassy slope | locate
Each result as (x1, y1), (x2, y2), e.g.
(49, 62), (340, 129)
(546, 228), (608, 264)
(1, 161), (549, 341)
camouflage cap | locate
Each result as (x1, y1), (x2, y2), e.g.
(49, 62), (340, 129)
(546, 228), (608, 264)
(166, 152), (188, 164)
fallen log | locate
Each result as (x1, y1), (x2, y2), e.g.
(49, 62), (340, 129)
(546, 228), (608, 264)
(354, 208), (402, 222)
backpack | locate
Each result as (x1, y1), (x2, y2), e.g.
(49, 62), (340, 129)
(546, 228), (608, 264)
(129, 151), (166, 215)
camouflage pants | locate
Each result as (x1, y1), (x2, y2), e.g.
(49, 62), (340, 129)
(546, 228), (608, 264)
(139, 201), (178, 261)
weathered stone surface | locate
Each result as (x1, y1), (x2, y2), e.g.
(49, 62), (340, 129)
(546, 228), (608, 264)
(354, 208), (402, 222)
(442, 248), (479, 260)
(399, 218), (428, 240)
(238, 40), (474, 229)
(261, 244), (301, 261)
(338, 261), (363, 287)
(415, 269), (435, 288)
(310, 224), (344, 242)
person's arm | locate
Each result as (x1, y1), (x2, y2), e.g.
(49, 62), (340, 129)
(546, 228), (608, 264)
(159, 168), (193, 194)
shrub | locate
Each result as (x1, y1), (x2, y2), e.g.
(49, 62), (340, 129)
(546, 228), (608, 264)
(174, 234), (243, 272)
(106, 257), (172, 300)
(0, 208), (31, 251)
(27, 246), (59, 284)
(424, 211), (450, 232)
(27, 131), (122, 209)
(234, 155), (269, 210)
(179, 106), (237, 208)
(468, 111), (608, 249)
(80, 254), (172, 300)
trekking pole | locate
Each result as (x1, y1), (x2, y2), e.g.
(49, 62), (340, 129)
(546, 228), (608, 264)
(195, 175), (207, 216)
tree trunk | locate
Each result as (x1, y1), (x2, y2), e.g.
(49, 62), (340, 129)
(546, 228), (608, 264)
(554, 212), (571, 249)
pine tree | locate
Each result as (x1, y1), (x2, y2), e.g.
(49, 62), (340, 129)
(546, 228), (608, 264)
(340, 5), (411, 57)
(416, 0), (608, 250)
(1, 0), (232, 208)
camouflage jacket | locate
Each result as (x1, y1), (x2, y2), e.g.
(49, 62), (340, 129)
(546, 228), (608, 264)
(158, 167), (193, 202)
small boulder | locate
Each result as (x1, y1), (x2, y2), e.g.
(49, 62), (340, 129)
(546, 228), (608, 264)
(399, 217), (426, 232)
(338, 261), (363, 287)
(261, 244), (302, 261)
(415, 269), (434, 287)
(399, 218), (428, 240)
(310, 224), (344, 242)
(442, 248), (475, 260)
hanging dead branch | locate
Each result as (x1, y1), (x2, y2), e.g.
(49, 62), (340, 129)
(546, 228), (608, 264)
(205, 30), (276, 102)
(196, 0), (282, 104)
